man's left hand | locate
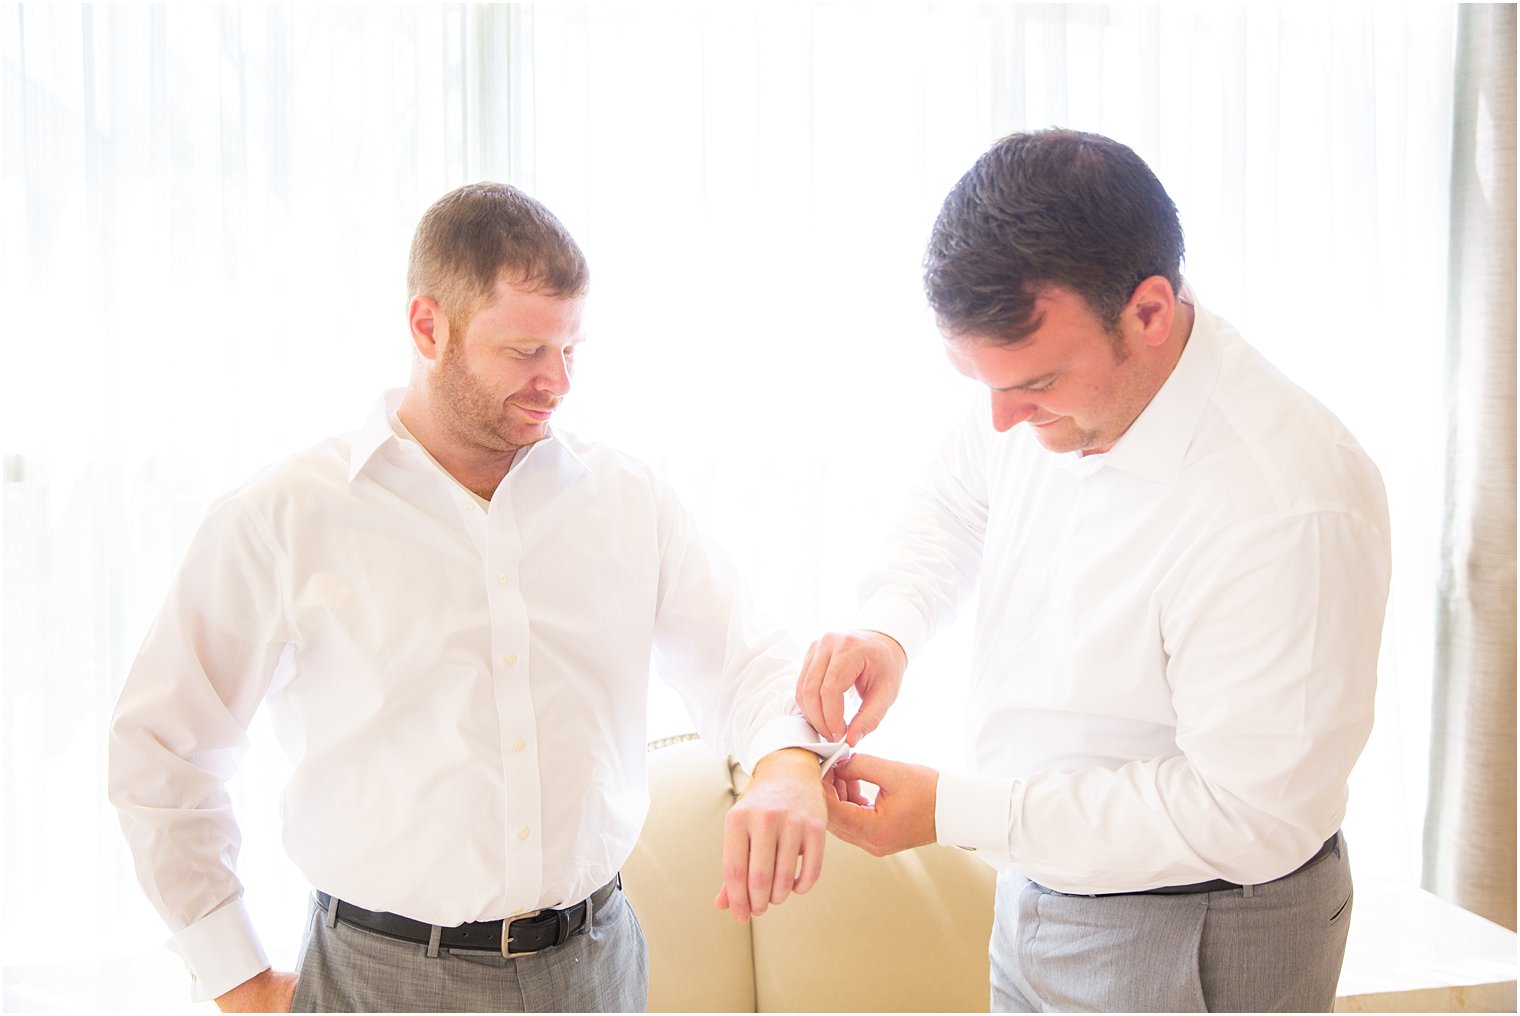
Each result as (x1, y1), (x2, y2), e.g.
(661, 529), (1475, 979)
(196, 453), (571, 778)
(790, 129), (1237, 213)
(823, 753), (939, 857)
(715, 748), (827, 922)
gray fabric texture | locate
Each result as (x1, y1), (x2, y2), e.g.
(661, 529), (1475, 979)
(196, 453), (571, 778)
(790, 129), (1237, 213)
(288, 885), (647, 1012)
(990, 834), (1353, 1012)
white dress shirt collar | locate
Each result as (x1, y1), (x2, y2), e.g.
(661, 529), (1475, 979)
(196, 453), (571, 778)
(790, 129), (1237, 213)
(1072, 285), (1222, 484)
(346, 388), (593, 486)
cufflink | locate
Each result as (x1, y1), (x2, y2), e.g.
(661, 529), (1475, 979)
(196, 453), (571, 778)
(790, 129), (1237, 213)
(820, 742), (852, 779)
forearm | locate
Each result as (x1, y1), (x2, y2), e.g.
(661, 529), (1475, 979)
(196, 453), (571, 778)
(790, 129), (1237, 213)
(937, 753), (1351, 893)
(856, 412), (990, 657)
(651, 486), (833, 766)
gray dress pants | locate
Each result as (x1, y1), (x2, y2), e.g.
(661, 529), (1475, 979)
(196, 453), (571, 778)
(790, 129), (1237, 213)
(289, 884), (647, 1013)
(990, 833), (1353, 1013)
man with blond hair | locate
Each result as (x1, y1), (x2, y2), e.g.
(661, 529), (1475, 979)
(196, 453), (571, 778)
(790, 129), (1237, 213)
(112, 183), (834, 1012)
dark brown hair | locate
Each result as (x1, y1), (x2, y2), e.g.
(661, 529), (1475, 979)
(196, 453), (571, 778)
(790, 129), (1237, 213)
(924, 129), (1184, 343)
(407, 182), (589, 328)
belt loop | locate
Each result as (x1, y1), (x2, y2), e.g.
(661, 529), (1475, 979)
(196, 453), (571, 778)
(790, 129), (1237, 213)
(1241, 883), (1255, 899)
(325, 899), (340, 929)
(554, 907), (570, 947)
(426, 924), (442, 959)
(584, 893), (595, 939)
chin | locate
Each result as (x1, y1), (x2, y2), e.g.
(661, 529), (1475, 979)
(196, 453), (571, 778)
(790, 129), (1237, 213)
(1033, 426), (1100, 455)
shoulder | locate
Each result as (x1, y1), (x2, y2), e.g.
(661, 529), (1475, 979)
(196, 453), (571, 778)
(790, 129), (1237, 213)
(1186, 311), (1387, 530)
(204, 433), (357, 535)
(550, 428), (675, 495)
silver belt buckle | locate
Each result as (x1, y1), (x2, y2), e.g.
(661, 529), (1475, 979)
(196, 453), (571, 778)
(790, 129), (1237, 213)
(501, 910), (541, 958)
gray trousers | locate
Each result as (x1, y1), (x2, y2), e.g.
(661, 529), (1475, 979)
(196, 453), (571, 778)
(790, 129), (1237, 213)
(991, 834), (1353, 1013)
(289, 885), (647, 1013)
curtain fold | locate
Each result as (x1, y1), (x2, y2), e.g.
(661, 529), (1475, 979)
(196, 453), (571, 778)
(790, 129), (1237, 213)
(1424, 2), (1518, 933)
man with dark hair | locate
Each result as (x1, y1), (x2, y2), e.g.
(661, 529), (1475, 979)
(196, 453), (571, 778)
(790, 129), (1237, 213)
(110, 182), (836, 1013)
(797, 129), (1391, 1012)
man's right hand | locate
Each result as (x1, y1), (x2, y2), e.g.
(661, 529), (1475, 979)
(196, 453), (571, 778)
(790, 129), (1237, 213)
(795, 629), (907, 746)
(216, 968), (297, 1013)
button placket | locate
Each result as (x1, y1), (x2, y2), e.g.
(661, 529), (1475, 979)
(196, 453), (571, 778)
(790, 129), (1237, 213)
(485, 487), (544, 916)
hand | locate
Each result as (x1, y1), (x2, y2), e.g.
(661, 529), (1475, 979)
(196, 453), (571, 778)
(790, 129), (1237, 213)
(714, 748), (827, 922)
(824, 753), (938, 857)
(216, 968), (297, 1013)
(795, 629), (907, 746)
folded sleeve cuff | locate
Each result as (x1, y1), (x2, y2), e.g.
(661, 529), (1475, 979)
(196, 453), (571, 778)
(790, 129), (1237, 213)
(854, 596), (930, 662)
(168, 898), (271, 1003)
(738, 714), (831, 773)
(935, 769), (1015, 856)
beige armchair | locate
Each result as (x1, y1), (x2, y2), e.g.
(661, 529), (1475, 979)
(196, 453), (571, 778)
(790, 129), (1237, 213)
(622, 738), (1519, 1014)
(622, 736), (997, 1012)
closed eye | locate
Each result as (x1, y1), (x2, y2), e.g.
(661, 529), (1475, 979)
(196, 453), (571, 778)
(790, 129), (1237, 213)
(997, 375), (1058, 394)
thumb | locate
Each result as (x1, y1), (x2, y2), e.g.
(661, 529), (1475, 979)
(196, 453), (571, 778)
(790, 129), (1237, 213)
(832, 752), (891, 786)
(825, 791), (872, 842)
(845, 696), (891, 746)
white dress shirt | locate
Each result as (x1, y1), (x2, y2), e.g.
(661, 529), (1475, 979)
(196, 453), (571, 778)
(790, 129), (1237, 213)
(857, 299), (1392, 894)
(109, 390), (820, 1001)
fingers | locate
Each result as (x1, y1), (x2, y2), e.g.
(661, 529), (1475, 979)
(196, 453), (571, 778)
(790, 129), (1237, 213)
(793, 820), (826, 896)
(845, 702), (883, 747)
(797, 634), (868, 742)
(797, 630), (908, 746)
(798, 641), (854, 742)
(825, 792), (872, 850)
(795, 640), (823, 733)
(720, 815), (754, 922)
(831, 753), (888, 786)
(768, 824), (803, 906)
(749, 846), (776, 917)
(827, 773), (848, 801)
(817, 652), (859, 742)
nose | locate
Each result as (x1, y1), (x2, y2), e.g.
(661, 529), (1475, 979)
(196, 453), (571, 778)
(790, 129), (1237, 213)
(537, 350), (572, 397)
(990, 392), (1037, 432)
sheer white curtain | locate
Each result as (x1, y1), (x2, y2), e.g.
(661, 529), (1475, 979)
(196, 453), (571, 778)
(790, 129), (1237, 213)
(1, 3), (1455, 1009)
(2, 5), (494, 1006)
(527, 2), (1456, 888)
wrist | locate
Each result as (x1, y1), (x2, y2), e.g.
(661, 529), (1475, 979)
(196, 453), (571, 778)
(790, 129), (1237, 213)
(215, 967), (274, 1012)
(862, 628), (907, 666)
(753, 746), (829, 781)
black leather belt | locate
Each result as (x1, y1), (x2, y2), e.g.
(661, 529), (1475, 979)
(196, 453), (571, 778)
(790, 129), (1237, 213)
(315, 874), (620, 956)
(1092, 832), (1340, 897)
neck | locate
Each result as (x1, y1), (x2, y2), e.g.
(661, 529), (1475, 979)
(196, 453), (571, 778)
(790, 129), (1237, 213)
(396, 383), (520, 500)
(1159, 299), (1195, 378)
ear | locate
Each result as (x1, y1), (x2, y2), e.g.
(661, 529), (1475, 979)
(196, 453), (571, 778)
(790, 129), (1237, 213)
(1125, 276), (1176, 349)
(409, 295), (448, 361)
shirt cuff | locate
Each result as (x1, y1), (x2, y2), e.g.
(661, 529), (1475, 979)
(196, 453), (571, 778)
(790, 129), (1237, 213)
(853, 595), (930, 661)
(935, 769), (1015, 858)
(738, 714), (832, 773)
(168, 898), (271, 1003)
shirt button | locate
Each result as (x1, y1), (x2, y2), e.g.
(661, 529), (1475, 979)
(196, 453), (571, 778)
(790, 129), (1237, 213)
(465, 502), (477, 512)
(513, 739), (526, 753)
(497, 573), (509, 585)
(504, 653), (519, 666)
(517, 827), (531, 840)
